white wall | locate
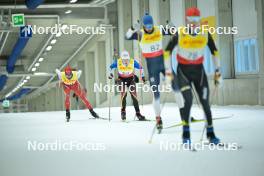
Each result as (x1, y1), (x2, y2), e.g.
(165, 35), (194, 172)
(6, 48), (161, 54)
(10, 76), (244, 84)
(233, 0), (257, 39)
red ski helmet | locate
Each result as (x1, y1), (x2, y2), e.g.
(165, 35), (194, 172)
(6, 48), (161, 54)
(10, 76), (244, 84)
(64, 66), (72, 76)
(186, 7), (200, 17)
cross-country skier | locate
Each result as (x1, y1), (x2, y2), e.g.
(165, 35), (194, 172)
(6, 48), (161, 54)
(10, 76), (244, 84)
(125, 13), (182, 132)
(108, 50), (146, 121)
(55, 66), (99, 122)
(164, 7), (222, 144)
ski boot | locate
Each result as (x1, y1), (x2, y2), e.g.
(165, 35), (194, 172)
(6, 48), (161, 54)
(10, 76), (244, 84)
(206, 126), (220, 145)
(156, 116), (163, 133)
(121, 111), (126, 121)
(136, 112), (146, 121)
(182, 126), (191, 144)
(89, 109), (99, 118)
(66, 109), (70, 122)
(182, 125), (196, 151)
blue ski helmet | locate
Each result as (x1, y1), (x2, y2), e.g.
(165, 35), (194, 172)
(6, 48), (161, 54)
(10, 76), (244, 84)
(142, 13), (153, 30)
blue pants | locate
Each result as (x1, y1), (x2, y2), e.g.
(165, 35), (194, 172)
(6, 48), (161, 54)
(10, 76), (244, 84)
(145, 55), (165, 100)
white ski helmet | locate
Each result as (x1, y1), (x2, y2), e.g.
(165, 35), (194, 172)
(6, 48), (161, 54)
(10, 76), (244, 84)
(120, 51), (130, 60)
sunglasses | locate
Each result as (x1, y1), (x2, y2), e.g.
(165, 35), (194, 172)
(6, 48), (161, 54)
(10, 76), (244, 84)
(186, 16), (201, 23)
(66, 72), (73, 79)
(144, 24), (153, 30)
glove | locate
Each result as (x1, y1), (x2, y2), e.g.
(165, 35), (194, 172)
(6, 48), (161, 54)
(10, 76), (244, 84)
(214, 68), (222, 87)
(55, 68), (60, 75)
(131, 22), (140, 32)
(108, 73), (114, 79)
(142, 76), (146, 83)
(165, 70), (173, 86)
(166, 21), (175, 29)
(134, 75), (139, 83)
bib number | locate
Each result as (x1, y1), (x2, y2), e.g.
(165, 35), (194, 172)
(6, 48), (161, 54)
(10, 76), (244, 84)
(150, 43), (161, 52)
(187, 51), (198, 60)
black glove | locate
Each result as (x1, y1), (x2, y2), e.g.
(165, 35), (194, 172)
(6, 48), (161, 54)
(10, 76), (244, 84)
(108, 73), (114, 79)
(214, 69), (222, 86)
(134, 75), (139, 83)
(142, 77), (146, 83)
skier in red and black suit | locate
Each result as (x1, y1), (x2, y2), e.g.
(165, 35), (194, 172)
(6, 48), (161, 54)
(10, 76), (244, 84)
(164, 7), (222, 144)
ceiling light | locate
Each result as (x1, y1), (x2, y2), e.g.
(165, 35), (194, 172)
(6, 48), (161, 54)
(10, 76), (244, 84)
(46, 45), (52, 51)
(26, 76), (31, 80)
(70, 0), (78, 3)
(32, 67), (37, 72)
(34, 72), (49, 76)
(65, 10), (72, 14)
(50, 39), (57, 45)
(38, 57), (44, 62)
(35, 63), (40, 67)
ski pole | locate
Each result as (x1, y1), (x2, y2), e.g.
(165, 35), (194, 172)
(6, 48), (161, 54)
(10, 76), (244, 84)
(148, 91), (169, 143)
(136, 19), (144, 110)
(108, 49), (118, 122)
(108, 80), (112, 122)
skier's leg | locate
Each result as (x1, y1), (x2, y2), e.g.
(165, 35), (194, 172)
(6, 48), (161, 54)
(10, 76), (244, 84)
(63, 85), (71, 121)
(193, 70), (212, 126)
(73, 82), (93, 109)
(73, 82), (99, 118)
(145, 55), (165, 130)
(119, 79), (127, 120)
(128, 78), (145, 120)
(177, 66), (193, 143)
(149, 72), (163, 128)
(193, 68), (220, 144)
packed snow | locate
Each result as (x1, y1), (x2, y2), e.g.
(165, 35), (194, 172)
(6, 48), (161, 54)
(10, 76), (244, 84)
(0, 103), (264, 176)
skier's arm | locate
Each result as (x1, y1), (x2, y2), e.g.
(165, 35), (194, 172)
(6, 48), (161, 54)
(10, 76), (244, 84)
(55, 69), (62, 80)
(165, 32), (179, 54)
(125, 28), (141, 41)
(108, 60), (117, 79)
(164, 32), (179, 74)
(207, 33), (222, 86)
(109, 59), (117, 71)
(134, 59), (145, 78)
(207, 33), (220, 69)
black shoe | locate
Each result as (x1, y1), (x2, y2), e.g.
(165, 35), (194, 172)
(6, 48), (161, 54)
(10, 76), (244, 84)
(66, 109), (70, 122)
(206, 126), (221, 144)
(89, 109), (99, 118)
(136, 112), (146, 121)
(156, 116), (163, 132)
(121, 111), (126, 121)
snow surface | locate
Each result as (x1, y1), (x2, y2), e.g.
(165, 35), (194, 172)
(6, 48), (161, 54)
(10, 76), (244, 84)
(0, 103), (264, 176)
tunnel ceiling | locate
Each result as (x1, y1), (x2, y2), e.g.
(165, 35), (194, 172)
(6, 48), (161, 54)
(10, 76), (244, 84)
(0, 0), (116, 99)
